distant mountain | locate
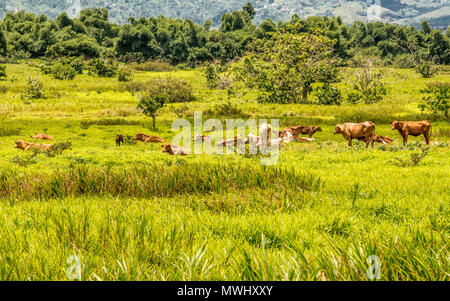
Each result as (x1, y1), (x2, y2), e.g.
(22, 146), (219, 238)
(1, 0), (449, 28)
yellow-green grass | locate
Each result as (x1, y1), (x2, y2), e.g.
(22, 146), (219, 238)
(0, 62), (448, 280)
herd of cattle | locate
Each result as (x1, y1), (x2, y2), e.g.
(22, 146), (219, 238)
(14, 120), (432, 156)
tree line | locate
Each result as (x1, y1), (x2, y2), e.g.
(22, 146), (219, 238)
(0, 3), (448, 66)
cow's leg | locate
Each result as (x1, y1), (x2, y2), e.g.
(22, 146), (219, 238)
(424, 132), (430, 145)
(348, 138), (352, 147)
(404, 132), (409, 146)
(309, 133), (313, 138)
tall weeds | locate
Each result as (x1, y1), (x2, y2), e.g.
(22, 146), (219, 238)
(0, 163), (321, 201)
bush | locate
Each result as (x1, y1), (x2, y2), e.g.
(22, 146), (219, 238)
(51, 63), (77, 80)
(0, 65), (6, 80)
(22, 77), (45, 100)
(117, 68), (133, 82)
(126, 77), (195, 103)
(415, 61), (438, 78)
(87, 59), (118, 77)
(214, 101), (244, 116)
(61, 57), (84, 74)
(40, 57), (84, 80)
(315, 83), (342, 105)
(46, 141), (72, 157)
(419, 82), (450, 119)
(204, 62), (219, 89)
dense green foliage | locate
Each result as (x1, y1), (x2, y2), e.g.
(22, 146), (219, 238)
(420, 82), (450, 119)
(235, 25), (339, 103)
(0, 6), (448, 67)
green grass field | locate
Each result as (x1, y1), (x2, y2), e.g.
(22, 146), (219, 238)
(0, 62), (448, 280)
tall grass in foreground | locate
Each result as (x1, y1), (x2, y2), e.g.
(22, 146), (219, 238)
(0, 194), (447, 281)
(0, 163), (321, 201)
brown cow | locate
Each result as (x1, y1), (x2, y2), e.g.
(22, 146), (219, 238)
(31, 133), (54, 140)
(390, 120), (431, 145)
(281, 125), (322, 139)
(358, 134), (393, 145)
(15, 139), (52, 151)
(162, 143), (188, 156)
(134, 132), (165, 143)
(333, 121), (375, 148)
(217, 135), (243, 147)
(116, 134), (124, 146)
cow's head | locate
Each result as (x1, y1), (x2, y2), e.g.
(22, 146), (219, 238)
(14, 140), (26, 150)
(390, 121), (401, 130)
(313, 126), (322, 132)
(133, 132), (144, 140)
(333, 124), (343, 134)
(162, 143), (172, 153)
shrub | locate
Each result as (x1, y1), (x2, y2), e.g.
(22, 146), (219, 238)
(0, 65), (6, 80)
(123, 135), (137, 145)
(419, 82), (450, 119)
(60, 57), (84, 74)
(87, 59), (118, 77)
(315, 83), (342, 105)
(214, 101), (244, 116)
(390, 147), (430, 167)
(126, 77), (195, 103)
(204, 62), (219, 89)
(117, 68), (133, 82)
(22, 77), (45, 100)
(415, 61), (438, 78)
(51, 63), (77, 80)
(45, 141), (72, 157)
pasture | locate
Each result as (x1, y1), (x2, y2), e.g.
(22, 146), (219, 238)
(0, 62), (448, 280)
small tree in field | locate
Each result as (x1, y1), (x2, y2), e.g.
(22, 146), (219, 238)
(234, 25), (338, 104)
(419, 82), (450, 120)
(137, 93), (166, 129)
(349, 58), (387, 104)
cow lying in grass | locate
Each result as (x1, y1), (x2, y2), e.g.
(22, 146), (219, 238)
(334, 121), (375, 148)
(15, 139), (52, 151)
(134, 132), (165, 143)
(217, 135), (243, 147)
(357, 134), (392, 145)
(390, 120), (431, 145)
(281, 125), (322, 139)
(194, 134), (212, 143)
(162, 143), (188, 156)
(32, 133), (54, 140)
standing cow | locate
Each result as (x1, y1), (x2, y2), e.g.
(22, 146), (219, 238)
(334, 121), (375, 148)
(390, 120), (431, 145)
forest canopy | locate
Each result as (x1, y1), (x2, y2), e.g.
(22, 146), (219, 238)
(0, 4), (449, 66)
